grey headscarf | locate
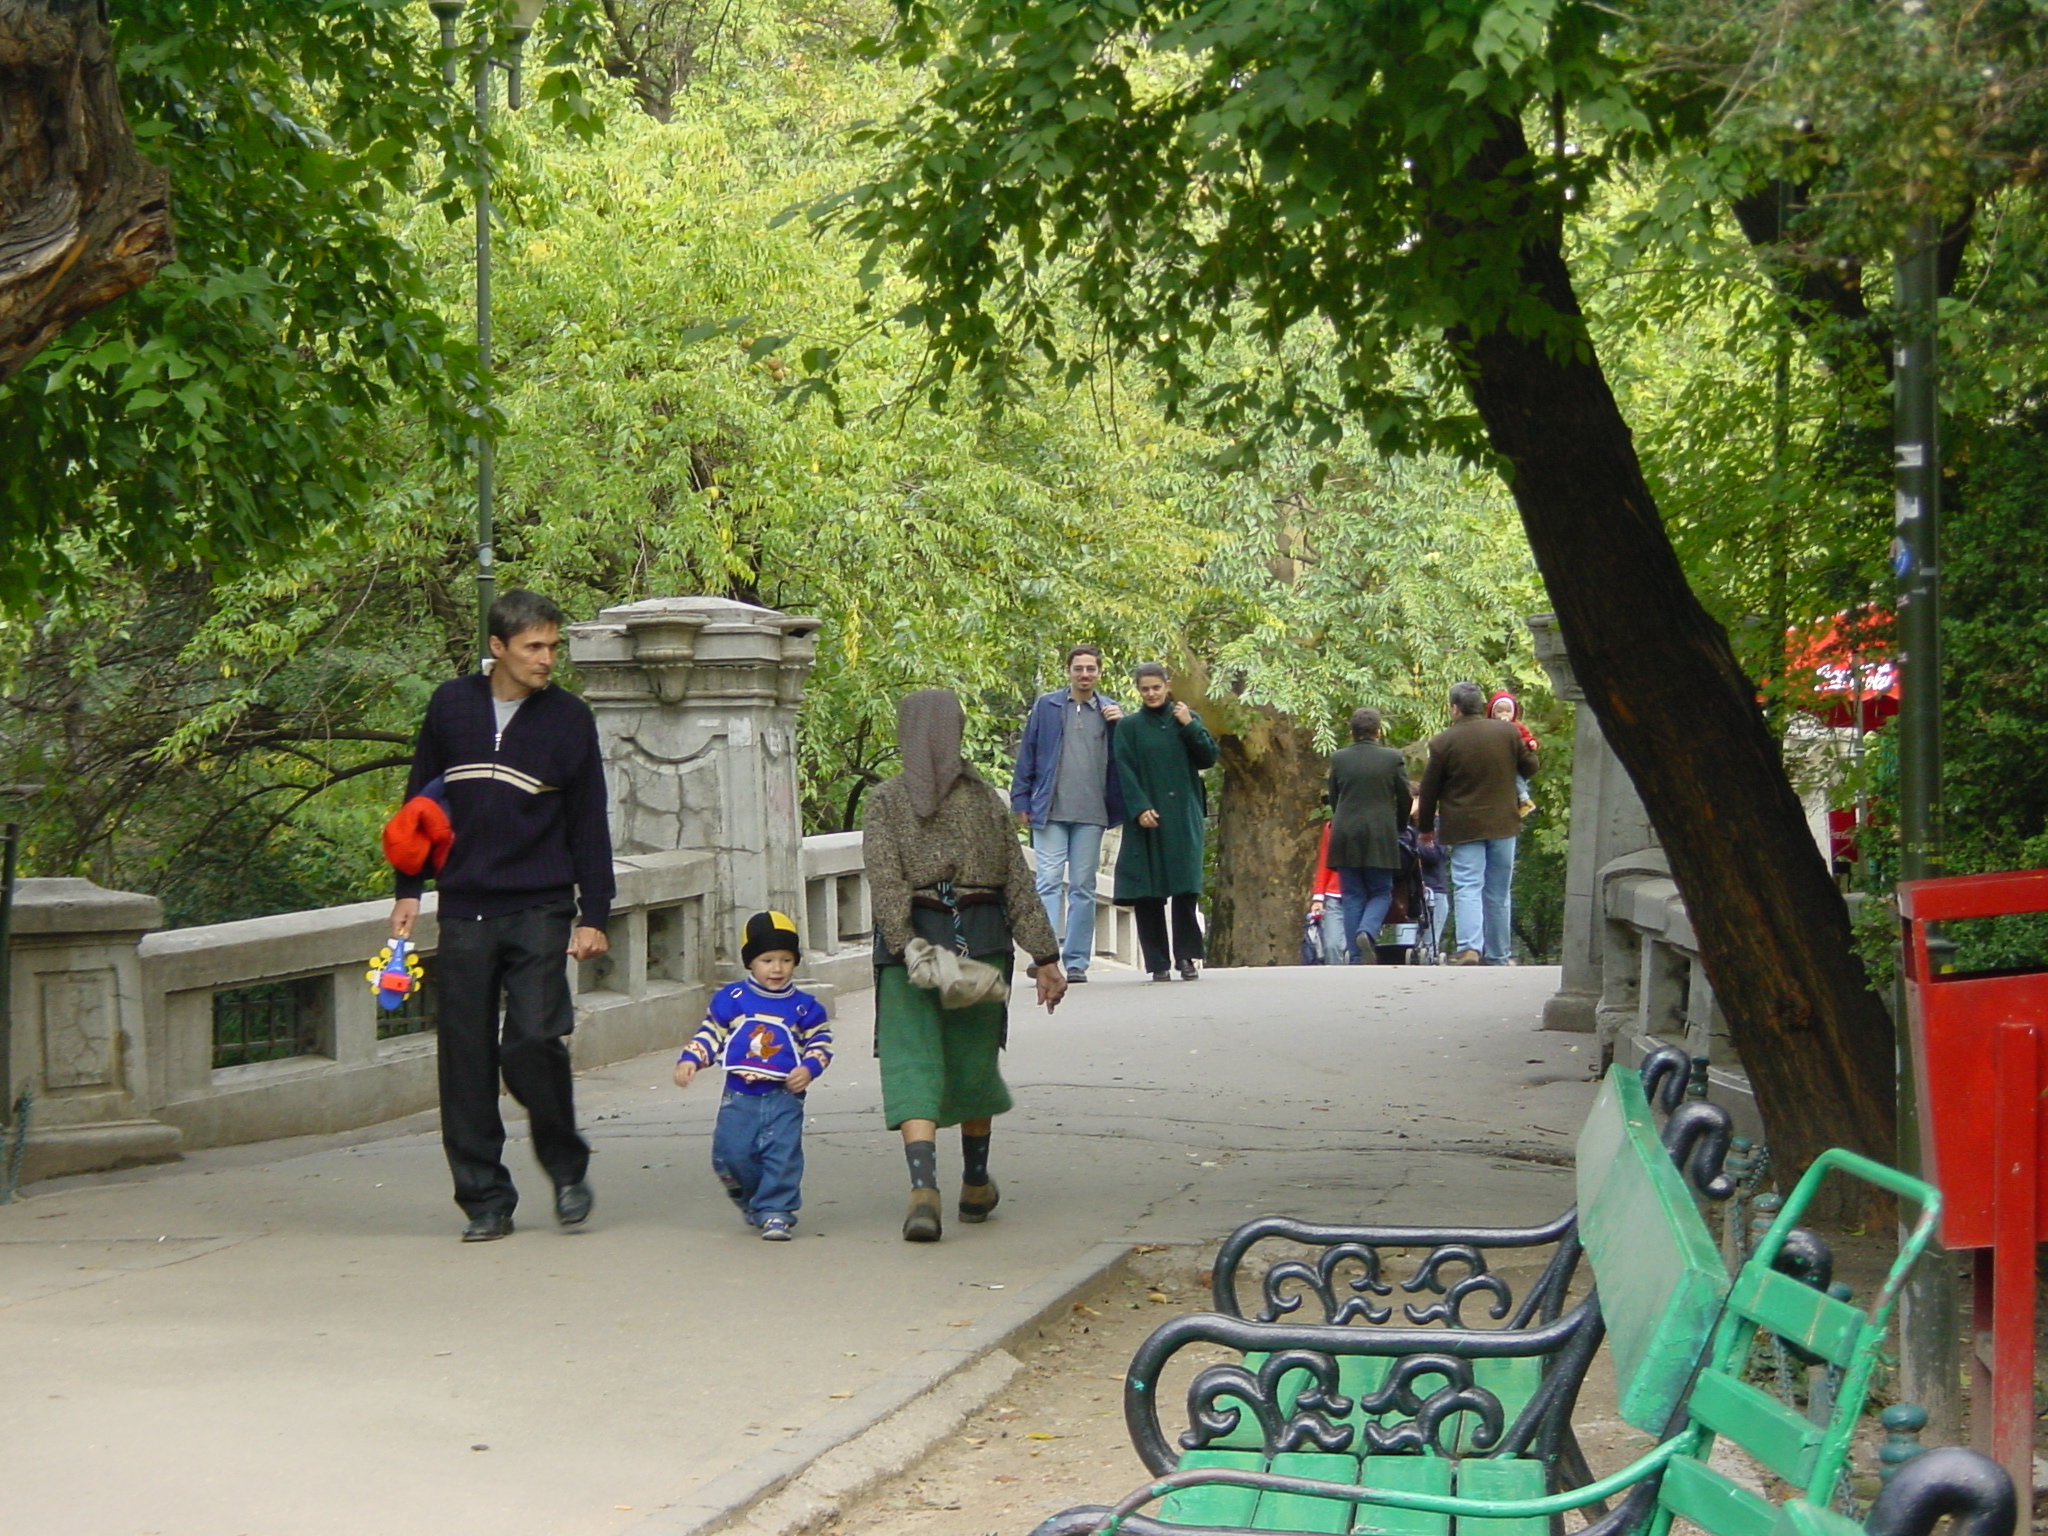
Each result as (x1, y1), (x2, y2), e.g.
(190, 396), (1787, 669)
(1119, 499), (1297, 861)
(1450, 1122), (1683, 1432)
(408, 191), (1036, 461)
(897, 689), (974, 821)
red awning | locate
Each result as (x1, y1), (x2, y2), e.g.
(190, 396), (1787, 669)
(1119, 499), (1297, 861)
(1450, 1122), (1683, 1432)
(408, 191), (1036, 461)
(1784, 610), (1899, 733)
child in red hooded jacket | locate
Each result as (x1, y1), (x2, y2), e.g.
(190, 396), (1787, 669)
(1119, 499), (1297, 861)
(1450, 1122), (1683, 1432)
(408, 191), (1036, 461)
(1489, 691), (1538, 820)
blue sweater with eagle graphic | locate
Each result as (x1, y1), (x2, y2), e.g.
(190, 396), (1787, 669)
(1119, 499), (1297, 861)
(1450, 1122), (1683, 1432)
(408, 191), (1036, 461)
(682, 977), (833, 1095)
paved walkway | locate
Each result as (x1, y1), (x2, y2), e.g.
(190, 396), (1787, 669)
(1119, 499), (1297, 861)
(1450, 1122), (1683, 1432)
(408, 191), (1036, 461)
(0, 964), (1597, 1536)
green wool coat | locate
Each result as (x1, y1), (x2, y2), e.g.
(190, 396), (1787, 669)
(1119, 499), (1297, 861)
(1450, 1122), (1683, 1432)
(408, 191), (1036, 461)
(1111, 703), (1219, 900)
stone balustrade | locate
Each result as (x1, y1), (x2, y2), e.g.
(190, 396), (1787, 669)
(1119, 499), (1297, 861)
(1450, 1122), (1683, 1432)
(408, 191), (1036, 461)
(7, 850), (722, 1182)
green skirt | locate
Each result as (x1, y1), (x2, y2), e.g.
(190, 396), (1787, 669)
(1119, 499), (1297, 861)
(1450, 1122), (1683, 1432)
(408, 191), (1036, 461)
(875, 953), (1015, 1130)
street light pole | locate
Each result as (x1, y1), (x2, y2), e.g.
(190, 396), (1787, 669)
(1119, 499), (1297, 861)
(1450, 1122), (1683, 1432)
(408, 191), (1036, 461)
(1892, 212), (1960, 1439)
(427, 2), (546, 668)
(474, 17), (496, 667)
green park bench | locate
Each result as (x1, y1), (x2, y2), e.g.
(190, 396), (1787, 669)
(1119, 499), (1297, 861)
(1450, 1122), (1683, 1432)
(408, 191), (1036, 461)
(1030, 1069), (2017, 1536)
(1122, 1056), (1731, 1497)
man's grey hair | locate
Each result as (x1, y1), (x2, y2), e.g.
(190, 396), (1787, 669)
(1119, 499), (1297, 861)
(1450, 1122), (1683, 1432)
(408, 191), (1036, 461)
(1449, 681), (1486, 717)
(1350, 707), (1383, 741)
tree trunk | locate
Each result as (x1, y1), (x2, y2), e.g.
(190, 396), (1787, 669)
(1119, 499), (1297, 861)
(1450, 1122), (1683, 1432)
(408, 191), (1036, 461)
(1, 0), (172, 383)
(1207, 704), (1325, 967)
(1449, 118), (1896, 1198)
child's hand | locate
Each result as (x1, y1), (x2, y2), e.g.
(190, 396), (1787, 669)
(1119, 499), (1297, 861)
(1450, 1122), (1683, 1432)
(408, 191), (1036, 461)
(673, 1059), (698, 1089)
(785, 1065), (813, 1092)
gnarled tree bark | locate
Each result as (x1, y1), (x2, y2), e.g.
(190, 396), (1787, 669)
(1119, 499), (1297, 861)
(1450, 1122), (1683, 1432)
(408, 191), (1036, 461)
(1203, 698), (1327, 969)
(1, 0), (171, 384)
(1451, 116), (1896, 1202)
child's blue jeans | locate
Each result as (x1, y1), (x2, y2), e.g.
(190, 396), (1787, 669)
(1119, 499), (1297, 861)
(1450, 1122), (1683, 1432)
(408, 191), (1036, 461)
(711, 1087), (805, 1223)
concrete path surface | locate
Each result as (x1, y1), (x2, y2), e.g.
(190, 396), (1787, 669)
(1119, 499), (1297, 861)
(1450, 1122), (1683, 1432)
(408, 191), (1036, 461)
(0, 964), (1598, 1536)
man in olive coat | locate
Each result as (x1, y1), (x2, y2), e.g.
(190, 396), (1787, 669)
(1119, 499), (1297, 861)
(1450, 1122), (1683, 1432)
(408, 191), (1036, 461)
(1327, 707), (1412, 965)
(1112, 662), (1219, 980)
(1416, 681), (1538, 965)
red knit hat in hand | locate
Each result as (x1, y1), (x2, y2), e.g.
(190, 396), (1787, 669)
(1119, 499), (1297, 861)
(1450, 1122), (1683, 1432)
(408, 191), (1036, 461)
(382, 779), (454, 876)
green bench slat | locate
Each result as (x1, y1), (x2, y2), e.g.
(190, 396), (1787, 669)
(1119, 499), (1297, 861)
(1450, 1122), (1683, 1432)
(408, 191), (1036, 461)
(1352, 1454), (1451, 1535)
(1162, 1450), (1265, 1526)
(1686, 1369), (1823, 1486)
(1728, 1265), (1866, 1370)
(1212, 1353), (1279, 1449)
(1660, 1453), (1779, 1536)
(1452, 1356), (1542, 1453)
(1575, 1070), (1730, 1432)
(1257, 1452), (1361, 1533)
(1453, 1457), (1547, 1536)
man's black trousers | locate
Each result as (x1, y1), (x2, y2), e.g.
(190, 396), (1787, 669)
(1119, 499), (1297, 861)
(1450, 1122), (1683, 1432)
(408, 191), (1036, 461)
(435, 900), (590, 1218)
(1131, 894), (1204, 974)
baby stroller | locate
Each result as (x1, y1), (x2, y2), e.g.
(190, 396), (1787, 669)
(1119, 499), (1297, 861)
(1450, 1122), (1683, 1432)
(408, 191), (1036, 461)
(1384, 827), (1442, 966)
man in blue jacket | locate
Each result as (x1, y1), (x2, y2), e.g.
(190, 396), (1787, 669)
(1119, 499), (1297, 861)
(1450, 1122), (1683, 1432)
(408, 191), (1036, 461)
(1010, 645), (1126, 982)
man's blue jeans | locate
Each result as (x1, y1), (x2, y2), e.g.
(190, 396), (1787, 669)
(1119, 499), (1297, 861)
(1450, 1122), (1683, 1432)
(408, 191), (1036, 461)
(711, 1088), (805, 1223)
(1448, 837), (1517, 964)
(1033, 821), (1105, 973)
(1337, 867), (1397, 963)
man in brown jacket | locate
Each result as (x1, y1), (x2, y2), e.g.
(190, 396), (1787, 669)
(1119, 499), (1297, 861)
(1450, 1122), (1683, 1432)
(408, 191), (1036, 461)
(1416, 682), (1538, 965)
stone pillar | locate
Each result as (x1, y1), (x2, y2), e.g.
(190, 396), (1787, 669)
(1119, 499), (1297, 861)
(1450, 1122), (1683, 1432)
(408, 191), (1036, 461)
(1526, 614), (1656, 1035)
(6, 878), (182, 1179)
(567, 597), (821, 968)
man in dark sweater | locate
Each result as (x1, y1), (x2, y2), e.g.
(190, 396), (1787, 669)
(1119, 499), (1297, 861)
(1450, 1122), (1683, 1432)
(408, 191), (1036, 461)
(389, 590), (615, 1242)
(1416, 680), (1538, 967)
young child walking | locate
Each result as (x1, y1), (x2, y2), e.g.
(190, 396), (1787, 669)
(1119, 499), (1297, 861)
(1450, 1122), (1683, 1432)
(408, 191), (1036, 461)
(673, 910), (832, 1241)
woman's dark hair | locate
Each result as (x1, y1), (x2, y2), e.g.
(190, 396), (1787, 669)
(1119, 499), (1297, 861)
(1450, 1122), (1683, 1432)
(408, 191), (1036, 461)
(1132, 662), (1169, 684)
(489, 589), (566, 644)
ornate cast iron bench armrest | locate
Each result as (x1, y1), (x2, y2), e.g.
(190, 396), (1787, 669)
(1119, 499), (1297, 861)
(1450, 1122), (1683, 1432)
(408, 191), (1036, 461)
(1123, 1306), (1597, 1477)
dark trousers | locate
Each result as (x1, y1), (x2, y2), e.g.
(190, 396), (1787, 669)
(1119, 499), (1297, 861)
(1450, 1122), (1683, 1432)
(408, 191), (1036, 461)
(1132, 894), (1204, 974)
(435, 900), (589, 1218)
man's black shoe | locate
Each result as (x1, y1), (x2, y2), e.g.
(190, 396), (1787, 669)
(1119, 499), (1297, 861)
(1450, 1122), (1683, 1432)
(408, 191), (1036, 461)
(1066, 971), (1089, 983)
(462, 1212), (514, 1243)
(554, 1181), (594, 1228)
(1150, 971), (1172, 983)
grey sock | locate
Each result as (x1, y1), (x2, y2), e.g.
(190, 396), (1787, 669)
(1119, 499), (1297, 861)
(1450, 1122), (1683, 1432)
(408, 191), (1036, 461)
(904, 1139), (938, 1190)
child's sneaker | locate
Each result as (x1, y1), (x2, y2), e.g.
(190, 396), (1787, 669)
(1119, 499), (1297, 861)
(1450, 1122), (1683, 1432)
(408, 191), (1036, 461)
(759, 1215), (794, 1241)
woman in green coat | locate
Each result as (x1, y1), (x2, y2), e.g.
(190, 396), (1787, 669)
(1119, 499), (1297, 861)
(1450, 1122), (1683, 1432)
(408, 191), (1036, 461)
(1112, 662), (1219, 981)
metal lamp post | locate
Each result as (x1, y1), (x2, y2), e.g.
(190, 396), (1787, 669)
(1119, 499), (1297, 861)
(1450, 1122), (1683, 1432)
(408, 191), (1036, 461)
(1891, 214), (1960, 1439)
(430, 1), (549, 667)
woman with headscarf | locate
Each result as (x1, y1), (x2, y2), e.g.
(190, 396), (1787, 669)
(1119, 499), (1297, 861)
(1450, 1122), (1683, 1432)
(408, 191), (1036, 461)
(864, 690), (1067, 1242)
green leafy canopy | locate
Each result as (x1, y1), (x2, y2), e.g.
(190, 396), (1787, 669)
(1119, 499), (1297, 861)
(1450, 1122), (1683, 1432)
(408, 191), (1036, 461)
(0, 0), (608, 611)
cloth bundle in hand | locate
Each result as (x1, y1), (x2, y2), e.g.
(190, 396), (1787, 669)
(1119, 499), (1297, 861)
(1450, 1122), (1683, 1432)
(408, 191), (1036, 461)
(902, 937), (1010, 1008)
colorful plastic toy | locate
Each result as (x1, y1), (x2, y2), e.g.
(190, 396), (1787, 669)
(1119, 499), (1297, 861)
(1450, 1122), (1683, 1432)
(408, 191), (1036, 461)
(367, 937), (425, 1011)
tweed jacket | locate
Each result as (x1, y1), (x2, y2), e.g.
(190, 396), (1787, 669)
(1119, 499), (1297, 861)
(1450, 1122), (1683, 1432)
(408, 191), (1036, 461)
(1416, 714), (1538, 844)
(862, 771), (1060, 964)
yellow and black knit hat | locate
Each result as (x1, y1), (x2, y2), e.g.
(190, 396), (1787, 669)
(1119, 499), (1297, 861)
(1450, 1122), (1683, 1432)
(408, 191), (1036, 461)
(741, 909), (802, 967)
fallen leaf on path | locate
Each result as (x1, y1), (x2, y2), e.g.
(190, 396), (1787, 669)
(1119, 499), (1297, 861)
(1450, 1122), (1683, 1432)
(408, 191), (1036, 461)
(1026, 1432), (1060, 1440)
